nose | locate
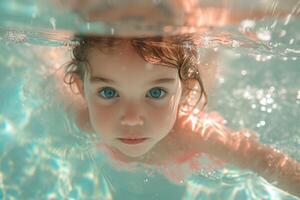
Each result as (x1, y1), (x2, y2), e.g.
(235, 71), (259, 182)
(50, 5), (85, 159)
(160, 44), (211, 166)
(121, 117), (144, 126)
(120, 102), (144, 126)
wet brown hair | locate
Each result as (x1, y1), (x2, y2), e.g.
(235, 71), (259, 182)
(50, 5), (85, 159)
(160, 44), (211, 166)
(64, 34), (207, 110)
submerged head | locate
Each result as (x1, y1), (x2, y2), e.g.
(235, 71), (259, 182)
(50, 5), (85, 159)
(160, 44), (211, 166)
(64, 35), (207, 158)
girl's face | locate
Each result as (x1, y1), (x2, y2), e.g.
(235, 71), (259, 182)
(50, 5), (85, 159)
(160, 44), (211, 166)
(81, 42), (183, 158)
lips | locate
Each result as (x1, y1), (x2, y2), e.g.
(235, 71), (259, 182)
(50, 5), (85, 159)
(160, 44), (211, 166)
(118, 138), (148, 144)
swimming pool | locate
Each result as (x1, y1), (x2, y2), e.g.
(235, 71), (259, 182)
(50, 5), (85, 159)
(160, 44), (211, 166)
(0, 0), (300, 199)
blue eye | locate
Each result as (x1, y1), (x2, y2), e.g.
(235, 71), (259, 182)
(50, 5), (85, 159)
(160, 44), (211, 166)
(147, 88), (167, 99)
(98, 87), (119, 99)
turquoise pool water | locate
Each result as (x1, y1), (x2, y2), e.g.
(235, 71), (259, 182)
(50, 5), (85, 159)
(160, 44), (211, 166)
(0, 1), (300, 199)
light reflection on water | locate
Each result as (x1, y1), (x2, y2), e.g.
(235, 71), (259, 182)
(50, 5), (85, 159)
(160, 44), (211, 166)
(0, 1), (300, 199)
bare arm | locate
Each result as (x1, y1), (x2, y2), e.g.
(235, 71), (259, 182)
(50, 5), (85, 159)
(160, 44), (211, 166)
(194, 122), (300, 198)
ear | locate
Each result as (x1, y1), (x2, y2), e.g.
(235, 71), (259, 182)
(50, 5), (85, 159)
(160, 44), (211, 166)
(73, 74), (85, 98)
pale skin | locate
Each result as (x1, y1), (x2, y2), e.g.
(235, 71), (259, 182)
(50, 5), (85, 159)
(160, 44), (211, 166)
(69, 41), (300, 198)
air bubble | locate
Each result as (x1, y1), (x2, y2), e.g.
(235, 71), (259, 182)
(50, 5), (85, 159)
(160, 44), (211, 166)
(266, 98), (274, 104)
(241, 70), (247, 76)
(267, 108), (272, 113)
(238, 120), (244, 126)
(218, 77), (225, 84)
(261, 106), (266, 111)
(6, 30), (27, 43)
(256, 120), (266, 127)
(260, 98), (267, 105)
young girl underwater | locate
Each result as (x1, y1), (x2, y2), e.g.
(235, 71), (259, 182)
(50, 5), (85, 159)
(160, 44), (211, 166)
(61, 34), (300, 197)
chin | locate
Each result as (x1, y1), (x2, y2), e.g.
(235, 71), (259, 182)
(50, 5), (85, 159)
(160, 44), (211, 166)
(117, 143), (155, 159)
(121, 149), (148, 158)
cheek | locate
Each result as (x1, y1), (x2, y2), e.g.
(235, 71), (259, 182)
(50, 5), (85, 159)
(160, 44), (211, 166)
(148, 96), (180, 130)
(87, 100), (117, 133)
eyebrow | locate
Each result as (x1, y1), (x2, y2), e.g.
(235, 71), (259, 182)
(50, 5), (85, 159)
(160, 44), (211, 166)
(151, 78), (175, 84)
(90, 76), (175, 85)
(90, 76), (116, 84)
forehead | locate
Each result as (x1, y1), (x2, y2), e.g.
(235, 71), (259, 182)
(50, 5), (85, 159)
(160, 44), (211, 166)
(86, 42), (178, 78)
